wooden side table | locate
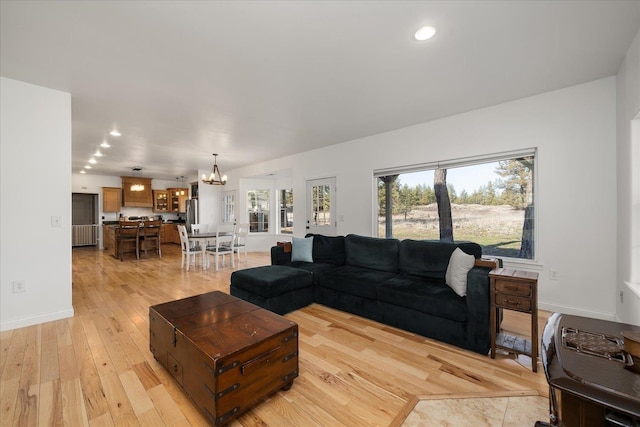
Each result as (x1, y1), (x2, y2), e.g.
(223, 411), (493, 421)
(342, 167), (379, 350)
(489, 268), (539, 372)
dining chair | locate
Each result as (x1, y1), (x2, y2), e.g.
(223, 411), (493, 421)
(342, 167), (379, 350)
(116, 220), (141, 261)
(140, 219), (162, 257)
(190, 223), (209, 234)
(177, 224), (204, 271)
(205, 224), (235, 271)
(191, 223), (211, 248)
(234, 223), (249, 263)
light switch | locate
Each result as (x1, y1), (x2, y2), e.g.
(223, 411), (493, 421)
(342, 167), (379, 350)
(51, 216), (62, 227)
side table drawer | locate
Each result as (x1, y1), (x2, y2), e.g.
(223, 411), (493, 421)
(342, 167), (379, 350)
(495, 280), (531, 297)
(495, 294), (531, 311)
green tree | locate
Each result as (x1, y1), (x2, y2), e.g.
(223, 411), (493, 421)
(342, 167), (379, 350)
(397, 184), (420, 220)
(495, 159), (531, 209)
(495, 158), (534, 258)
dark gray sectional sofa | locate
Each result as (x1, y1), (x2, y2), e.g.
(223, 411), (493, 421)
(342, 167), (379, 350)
(270, 234), (497, 354)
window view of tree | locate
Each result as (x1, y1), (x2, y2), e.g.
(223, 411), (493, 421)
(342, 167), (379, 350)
(247, 190), (269, 233)
(377, 156), (535, 259)
(279, 188), (293, 234)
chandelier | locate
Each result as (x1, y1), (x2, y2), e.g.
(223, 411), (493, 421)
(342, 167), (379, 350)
(202, 153), (227, 185)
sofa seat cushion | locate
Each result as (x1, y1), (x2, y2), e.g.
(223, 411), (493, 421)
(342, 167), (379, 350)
(231, 265), (313, 298)
(377, 275), (467, 322)
(287, 261), (338, 284)
(319, 266), (396, 299)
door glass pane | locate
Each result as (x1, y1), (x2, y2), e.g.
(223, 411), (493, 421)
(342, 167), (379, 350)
(312, 184), (331, 226)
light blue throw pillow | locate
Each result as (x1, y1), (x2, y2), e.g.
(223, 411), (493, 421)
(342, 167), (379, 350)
(291, 236), (313, 262)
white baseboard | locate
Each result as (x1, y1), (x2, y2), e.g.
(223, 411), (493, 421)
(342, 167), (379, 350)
(0, 308), (75, 332)
(538, 301), (616, 321)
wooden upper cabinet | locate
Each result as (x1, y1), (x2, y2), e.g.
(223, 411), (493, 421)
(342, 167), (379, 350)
(153, 190), (169, 212)
(102, 187), (122, 212)
(167, 188), (189, 212)
(121, 177), (153, 207)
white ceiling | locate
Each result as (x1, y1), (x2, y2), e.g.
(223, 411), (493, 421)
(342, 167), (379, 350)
(1, 1), (639, 180)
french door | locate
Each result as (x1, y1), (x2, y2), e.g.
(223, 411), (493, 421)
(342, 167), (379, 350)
(306, 177), (336, 236)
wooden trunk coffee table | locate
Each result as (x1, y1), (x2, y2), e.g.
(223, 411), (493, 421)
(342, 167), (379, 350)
(149, 291), (299, 425)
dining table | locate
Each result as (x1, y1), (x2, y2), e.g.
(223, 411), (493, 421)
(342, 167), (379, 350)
(187, 231), (218, 248)
(187, 230), (234, 269)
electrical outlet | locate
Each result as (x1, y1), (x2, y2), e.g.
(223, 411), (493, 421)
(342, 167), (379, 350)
(51, 216), (62, 227)
(549, 270), (560, 280)
(619, 290), (624, 304)
(13, 280), (26, 293)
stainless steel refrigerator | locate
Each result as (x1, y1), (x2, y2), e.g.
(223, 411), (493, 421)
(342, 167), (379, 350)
(185, 199), (198, 233)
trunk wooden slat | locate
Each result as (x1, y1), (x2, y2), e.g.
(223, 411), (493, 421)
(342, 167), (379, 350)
(149, 291), (298, 426)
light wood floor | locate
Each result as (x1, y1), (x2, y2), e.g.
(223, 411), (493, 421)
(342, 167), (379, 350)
(1, 245), (550, 426)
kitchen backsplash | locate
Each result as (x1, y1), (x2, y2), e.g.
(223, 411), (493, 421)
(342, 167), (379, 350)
(101, 207), (181, 223)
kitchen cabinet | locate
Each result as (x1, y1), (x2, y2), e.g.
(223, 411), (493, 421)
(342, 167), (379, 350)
(122, 177), (153, 207)
(161, 223), (173, 244)
(161, 223), (182, 244)
(167, 188), (189, 212)
(102, 187), (122, 212)
(153, 190), (169, 213)
(103, 225), (117, 255)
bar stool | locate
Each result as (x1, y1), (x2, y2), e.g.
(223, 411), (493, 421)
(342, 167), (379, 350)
(116, 220), (141, 261)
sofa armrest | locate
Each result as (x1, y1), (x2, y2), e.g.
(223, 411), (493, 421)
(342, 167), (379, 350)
(271, 245), (292, 265)
(464, 266), (493, 354)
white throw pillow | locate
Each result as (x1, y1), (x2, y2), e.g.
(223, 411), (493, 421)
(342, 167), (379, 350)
(291, 236), (313, 262)
(445, 247), (475, 297)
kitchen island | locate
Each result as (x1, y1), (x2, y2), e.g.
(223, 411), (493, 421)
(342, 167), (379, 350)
(103, 221), (184, 258)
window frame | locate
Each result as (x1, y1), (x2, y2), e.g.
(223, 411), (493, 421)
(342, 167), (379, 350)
(278, 188), (293, 235)
(247, 189), (270, 233)
(223, 191), (236, 224)
(373, 148), (538, 262)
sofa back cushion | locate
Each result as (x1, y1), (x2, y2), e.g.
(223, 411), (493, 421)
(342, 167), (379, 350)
(310, 234), (346, 265)
(399, 240), (482, 280)
(344, 234), (400, 272)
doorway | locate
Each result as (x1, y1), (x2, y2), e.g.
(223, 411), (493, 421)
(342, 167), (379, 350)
(72, 193), (99, 246)
(306, 177), (337, 236)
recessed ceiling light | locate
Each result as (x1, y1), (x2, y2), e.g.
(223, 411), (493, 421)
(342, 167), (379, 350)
(100, 140), (111, 148)
(89, 158), (97, 164)
(94, 150), (103, 157)
(110, 130), (121, 137)
(414, 26), (437, 41)
(84, 165), (92, 169)
(80, 170), (86, 174)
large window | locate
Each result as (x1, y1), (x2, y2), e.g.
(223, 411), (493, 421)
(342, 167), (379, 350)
(375, 150), (535, 259)
(247, 190), (270, 233)
(279, 188), (293, 234)
(223, 192), (235, 223)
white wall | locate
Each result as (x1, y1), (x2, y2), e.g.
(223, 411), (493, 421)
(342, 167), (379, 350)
(197, 168), (224, 226)
(225, 77), (619, 320)
(616, 26), (640, 326)
(1, 77), (73, 331)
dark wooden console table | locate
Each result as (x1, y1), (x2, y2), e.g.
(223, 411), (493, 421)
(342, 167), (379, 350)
(541, 313), (640, 427)
(489, 268), (539, 372)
